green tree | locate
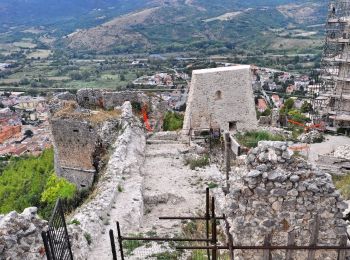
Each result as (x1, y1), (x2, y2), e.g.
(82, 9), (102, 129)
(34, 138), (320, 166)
(301, 101), (313, 113)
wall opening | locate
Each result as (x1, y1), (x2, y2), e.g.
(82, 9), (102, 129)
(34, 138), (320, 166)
(73, 129), (79, 133)
(229, 121), (237, 131)
(215, 90), (222, 100)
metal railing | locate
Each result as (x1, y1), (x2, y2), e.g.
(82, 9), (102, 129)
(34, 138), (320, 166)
(41, 199), (73, 260)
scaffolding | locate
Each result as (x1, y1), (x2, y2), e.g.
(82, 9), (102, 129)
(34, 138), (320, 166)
(315, 0), (350, 129)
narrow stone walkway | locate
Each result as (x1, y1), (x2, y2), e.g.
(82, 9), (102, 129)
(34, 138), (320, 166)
(88, 134), (221, 259)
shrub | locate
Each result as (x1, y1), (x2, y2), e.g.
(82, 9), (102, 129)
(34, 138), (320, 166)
(0, 148), (79, 219)
(185, 155), (209, 170)
(0, 149), (54, 216)
(41, 175), (76, 204)
(163, 112), (184, 131)
(333, 173), (350, 200)
(236, 130), (284, 148)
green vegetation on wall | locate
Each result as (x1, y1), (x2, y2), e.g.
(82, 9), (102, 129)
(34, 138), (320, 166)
(236, 130), (285, 148)
(163, 111), (184, 131)
(0, 148), (77, 219)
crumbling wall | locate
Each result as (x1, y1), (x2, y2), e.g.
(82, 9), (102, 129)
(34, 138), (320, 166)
(76, 89), (144, 110)
(51, 107), (121, 188)
(68, 102), (146, 259)
(316, 145), (350, 175)
(0, 207), (47, 260)
(183, 66), (258, 132)
(219, 141), (347, 260)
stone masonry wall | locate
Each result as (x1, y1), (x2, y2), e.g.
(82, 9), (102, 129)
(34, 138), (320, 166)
(219, 141), (348, 260)
(76, 89), (143, 110)
(51, 118), (99, 188)
(183, 66), (257, 132)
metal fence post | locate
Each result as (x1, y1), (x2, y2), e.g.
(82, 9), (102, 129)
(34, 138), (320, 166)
(206, 188), (211, 260)
(109, 229), (118, 260)
(58, 199), (73, 260)
(116, 222), (125, 260)
(41, 231), (52, 260)
(211, 197), (217, 260)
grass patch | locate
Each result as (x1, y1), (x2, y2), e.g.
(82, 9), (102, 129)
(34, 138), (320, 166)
(148, 251), (181, 259)
(123, 233), (146, 255)
(333, 173), (350, 200)
(84, 232), (92, 245)
(163, 112), (184, 131)
(117, 184), (123, 192)
(235, 130), (284, 148)
(207, 182), (218, 189)
(69, 219), (81, 225)
(185, 155), (209, 170)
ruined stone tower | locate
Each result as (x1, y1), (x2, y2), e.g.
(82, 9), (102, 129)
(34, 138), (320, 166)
(50, 101), (121, 188)
(183, 65), (257, 133)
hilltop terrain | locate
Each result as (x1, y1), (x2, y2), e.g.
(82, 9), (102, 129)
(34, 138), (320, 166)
(0, 0), (327, 56)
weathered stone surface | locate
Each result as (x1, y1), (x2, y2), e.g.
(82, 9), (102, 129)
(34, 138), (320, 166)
(0, 207), (47, 260)
(183, 66), (257, 132)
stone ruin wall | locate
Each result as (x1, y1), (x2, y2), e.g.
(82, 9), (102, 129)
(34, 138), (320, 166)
(76, 89), (143, 110)
(218, 141), (348, 260)
(50, 109), (122, 189)
(51, 118), (100, 188)
(183, 66), (258, 133)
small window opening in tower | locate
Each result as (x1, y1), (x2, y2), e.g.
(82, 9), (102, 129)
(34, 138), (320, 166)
(215, 90), (222, 100)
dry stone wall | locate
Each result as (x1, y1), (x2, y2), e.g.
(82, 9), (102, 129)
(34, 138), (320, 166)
(0, 207), (47, 260)
(218, 141), (348, 260)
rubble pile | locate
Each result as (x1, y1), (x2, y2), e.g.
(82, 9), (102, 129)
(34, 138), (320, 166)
(298, 130), (324, 143)
(334, 145), (350, 160)
(0, 207), (48, 260)
(220, 141), (347, 260)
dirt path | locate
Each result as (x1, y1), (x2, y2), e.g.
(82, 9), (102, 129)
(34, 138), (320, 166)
(305, 135), (350, 164)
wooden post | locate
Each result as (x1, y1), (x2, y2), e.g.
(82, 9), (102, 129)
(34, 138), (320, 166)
(337, 235), (347, 260)
(285, 231), (296, 260)
(263, 233), (272, 260)
(307, 215), (320, 260)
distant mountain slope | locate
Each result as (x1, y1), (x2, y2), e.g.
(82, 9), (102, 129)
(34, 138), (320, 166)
(0, 0), (328, 54)
(0, 0), (151, 33)
(65, 0), (327, 54)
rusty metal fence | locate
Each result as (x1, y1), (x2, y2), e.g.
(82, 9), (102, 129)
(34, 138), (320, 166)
(110, 188), (231, 259)
(41, 199), (73, 260)
(109, 188), (350, 260)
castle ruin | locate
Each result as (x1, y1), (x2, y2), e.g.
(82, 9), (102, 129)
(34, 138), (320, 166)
(183, 65), (257, 134)
(50, 101), (121, 188)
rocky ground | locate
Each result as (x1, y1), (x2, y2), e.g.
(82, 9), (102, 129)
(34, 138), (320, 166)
(303, 134), (350, 163)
